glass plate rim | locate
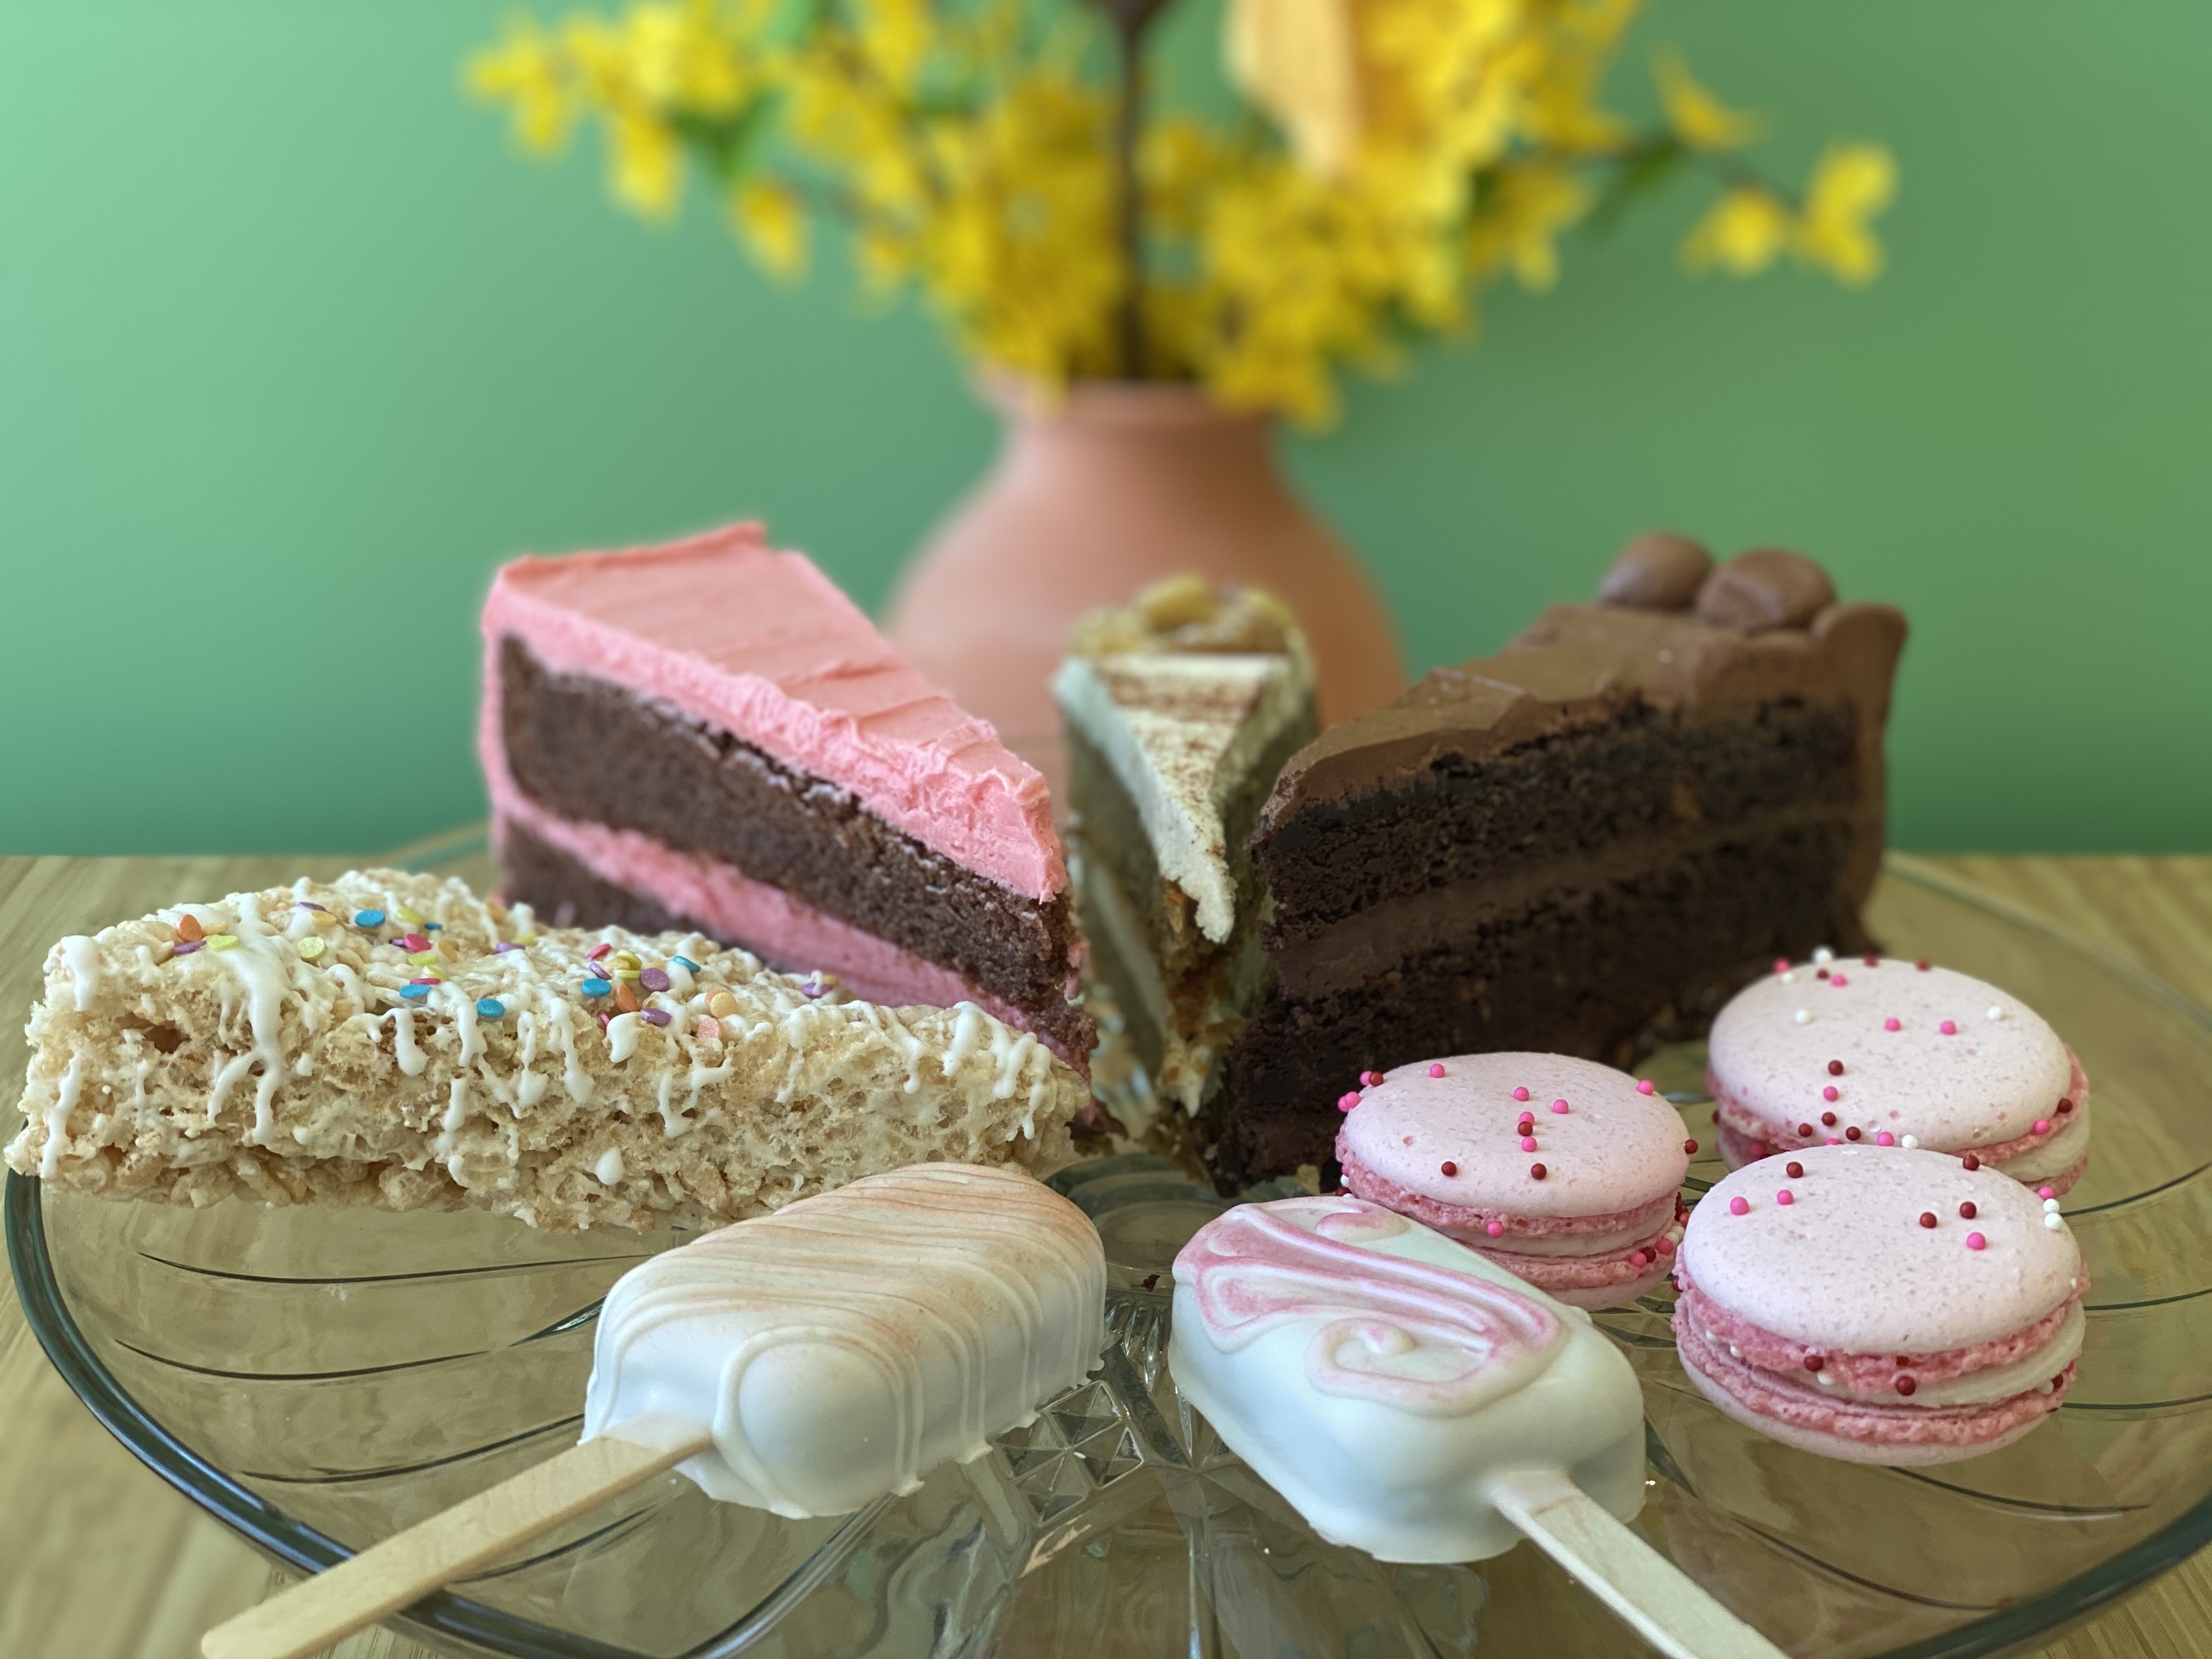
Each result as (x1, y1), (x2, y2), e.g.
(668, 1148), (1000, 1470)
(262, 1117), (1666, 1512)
(11, 851), (2212, 1659)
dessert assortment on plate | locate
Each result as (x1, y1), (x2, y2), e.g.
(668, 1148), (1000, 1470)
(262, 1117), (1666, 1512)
(8, 520), (2122, 1657)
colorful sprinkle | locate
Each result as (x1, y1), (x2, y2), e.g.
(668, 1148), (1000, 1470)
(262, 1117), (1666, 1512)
(1486, 1221), (1504, 1238)
(425, 922), (442, 932)
(206, 935), (238, 952)
(1821, 1111), (1837, 1126)
(1864, 955), (1880, 967)
(1520, 1136), (1538, 1152)
(297, 937), (326, 961)
(1683, 1139), (1700, 1155)
(673, 956), (701, 973)
(1551, 1099), (1570, 1114)
(1831, 974), (1849, 987)
(640, 967), (672, 993)
(400, 932), (430, 952)
(1916, 958), (1932, 971)
(1875, 1131), (1895, 1146)
(1530, 1164), (1547, 1181)
(1822, 1085), (1840, 1102)
(2042, 1197), (2062, 1214)
(1656, 1235), (1675, 1255)
(1918, 1212), (1937, 1228)
(1630, 1250), (1650, 1268)
(1729, 1195), (1750, 1215)
(1845, 1126), (1863, 1141)
(171, 939), (204, 957)
(641, 1008), (672, 1027)
(707, 990), (741, 1020)
(581, 978), (612, 997)
(1965, 1232), (1987, 1251)
(1939, 1020), (1958, 1036)
(588, 943), (613, 961)
(410, 974), (442, 985)
(477, 998), (506, 1018)
(1363, 1071), (1384, 1087)
(353, 910), (386, 929)
(1785, 1161), (1804, 1178)
(2036, 1184), (2056, 1200)
(495, 941), (522, 953)
(399, 983), (431, 1000)
(1896, 1375), (1917, 1397)
(1793, 1009), (1812, 1025)
(1959, 1201), (1977, 1219)
(1798, 1122), (1814, 1136)
(1337, 1092), (1360, 1113)
(1511, 1087), (1530, 1102)
(615, 980), (641, 1014)
(1962, 1154), (1981, 1170)
(1773, 958), (1791, 974)
(1440, 1160), (1458, 1177)
(1804, 1355), (1826, 1373)
(1814, 947), (1835, 965)
(1884, 1017), (1902, 1031)
(1987, 1005), (2005, 1022)
(1900, 1135), (1919, 1148)
(2058, 1097), (2075, 1114)
(407, 950), (439, 968)
(1637, 1079), (1656, 1095)
(696, 1016), (721, 1041)
(394, 906), (423, 926)
(1776, 1189), (1794, 1206)
(1428, 1063), (1446, 1078)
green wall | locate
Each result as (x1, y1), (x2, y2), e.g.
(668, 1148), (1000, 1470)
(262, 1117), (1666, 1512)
(2, 0), (2205, 854)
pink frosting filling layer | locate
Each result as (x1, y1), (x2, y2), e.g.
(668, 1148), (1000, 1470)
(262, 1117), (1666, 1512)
(1677, 1315), (2074, 1448)
(488, 794), (1084, 1069)
(479, 522), (1065, 900)
(1675, 1282), (2083, 1393)
(1338, 1143), (1678, 1243)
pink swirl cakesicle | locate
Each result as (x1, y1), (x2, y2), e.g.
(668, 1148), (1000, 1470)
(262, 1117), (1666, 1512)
(1169, 1195), (1645, 1564)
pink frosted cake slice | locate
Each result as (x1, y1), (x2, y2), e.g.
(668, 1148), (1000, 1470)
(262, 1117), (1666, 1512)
(481, 522), (1094, 1068)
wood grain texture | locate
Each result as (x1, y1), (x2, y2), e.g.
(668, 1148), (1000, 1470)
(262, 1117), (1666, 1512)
(3, 850), (2209, 1659)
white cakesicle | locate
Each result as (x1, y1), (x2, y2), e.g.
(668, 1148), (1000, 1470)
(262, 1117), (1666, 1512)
(584, 1163), (1107, 1517)
(1170, 1194), (1646, 1564)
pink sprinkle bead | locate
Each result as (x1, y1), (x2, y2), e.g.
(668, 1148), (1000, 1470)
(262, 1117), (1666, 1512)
(1637, 1079), (1656, 1095)
(1939, 1020), (1958, 1036)
(1729, 1196), (1750, 1216)
(2038, 1185), (2057, 1199)
(1884, 1017), (1902, 1031)
(1520, 1136), (1538, 1152)
(1875, 1131), (1895, 1146)
(1512, 1087), (1530, 1102)
(1337, 1092), (1360, 1113)
(1656, 1235), (1675, 1255)
(1827, 1136), (1843, 1146)
(1551, 1099), (1570, 1114)
(1776, 1189), (1795, 1205)
(1428, 1063), (1446, 1078)
(1966, 1232), (1987, 1250)
(1831, 974), (1849, 987)
(1774, 957), (1791, 974)
(2034, 1119), (2052, 1135)
(1822, 1086), (1839, 1102)
(1486, 1221), (1504, 1238)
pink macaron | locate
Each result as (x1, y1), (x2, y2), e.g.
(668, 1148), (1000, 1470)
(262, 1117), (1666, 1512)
(1707, 955), (2091, 1194)
(1674, 1144), (2085, 1464)
(1335, 1053), (1691, 1309)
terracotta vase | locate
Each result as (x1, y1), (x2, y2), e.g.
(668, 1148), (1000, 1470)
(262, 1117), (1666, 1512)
(884, 379), (1406, 782)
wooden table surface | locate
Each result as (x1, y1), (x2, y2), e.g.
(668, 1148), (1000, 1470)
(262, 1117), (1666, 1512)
(5, 849), (2211, 1659)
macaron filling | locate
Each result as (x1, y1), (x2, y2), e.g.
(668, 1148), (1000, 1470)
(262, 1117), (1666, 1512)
(1337, 1147), (1677, 1253)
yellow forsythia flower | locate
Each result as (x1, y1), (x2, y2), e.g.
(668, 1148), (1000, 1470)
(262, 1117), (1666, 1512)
(1681, 185), (1793, 276)
(1468, 162), (1592, 291)
(469, 22), (574, 153)
(730, 181), (807, 276)
(1793, 143), (1897, 285)
(1652, 47), (1760, 152)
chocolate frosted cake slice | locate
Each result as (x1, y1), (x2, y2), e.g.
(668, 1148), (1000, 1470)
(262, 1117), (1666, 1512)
(481, 523), (1093, 1068)
(1210, 538), (1906, 1190)
(1053, 579), (1318, 1129)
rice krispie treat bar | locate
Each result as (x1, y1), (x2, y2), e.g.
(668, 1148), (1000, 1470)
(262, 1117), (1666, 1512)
(7, 870), (1085, 1231)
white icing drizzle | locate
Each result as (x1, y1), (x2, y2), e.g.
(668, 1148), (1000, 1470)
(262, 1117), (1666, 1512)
(40, 1056), (85, 1177)
(385, 1007), (428, 1077)
(595, 1147), (626, 1184)
(607, 1012), (642, 1064)
(59, 937), (100, 1012)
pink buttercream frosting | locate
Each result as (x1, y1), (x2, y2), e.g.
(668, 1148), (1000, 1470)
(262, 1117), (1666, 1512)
(479, 522), (1065, 900)
(486, 796), (1085, 1069)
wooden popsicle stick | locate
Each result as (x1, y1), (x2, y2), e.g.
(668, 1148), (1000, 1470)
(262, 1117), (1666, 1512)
(202, 1417), (712, 1659)
(1488, 1467), (1790, 1659)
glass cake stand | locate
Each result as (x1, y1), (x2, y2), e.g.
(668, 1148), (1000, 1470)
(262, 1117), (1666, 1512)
(13, 856), (2212, 1659)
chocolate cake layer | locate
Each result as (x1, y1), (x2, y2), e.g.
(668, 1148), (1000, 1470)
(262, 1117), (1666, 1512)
(1207, 819), (1867, 1191)
(501, 818), (1096, 1060)
(497, 637), (1091, 1052)
(1259, 701), (1860, 941)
